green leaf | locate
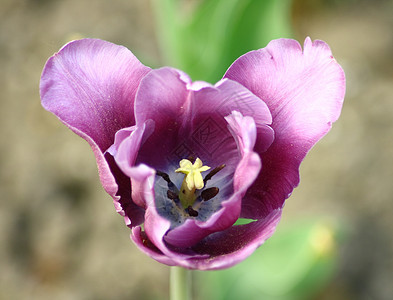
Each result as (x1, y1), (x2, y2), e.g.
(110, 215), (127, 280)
(152, 0), (293, 82)
(195, 218), (341, 300)
(234, 218), (256, 225)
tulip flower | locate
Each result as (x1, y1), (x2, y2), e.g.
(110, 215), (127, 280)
(40, 37), (345, 270)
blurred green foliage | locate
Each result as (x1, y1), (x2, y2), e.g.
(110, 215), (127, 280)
(152, 0), (293, 82)
(195, 219), (340, 300)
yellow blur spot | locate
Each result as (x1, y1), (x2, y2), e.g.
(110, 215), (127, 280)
(309, 224), (335, 257)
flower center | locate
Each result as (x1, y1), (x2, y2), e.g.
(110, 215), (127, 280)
(175, 157), (210, 208)
(156, 158), (225, 218)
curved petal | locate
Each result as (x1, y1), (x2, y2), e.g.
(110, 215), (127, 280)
(112, 121), (155, 208)
(106, 126), (136, 157)
(133, 207), (282, 270)
(134, 67), (273, 172)
(189, 209), (282, 270)
(163, 112), (268, 248)
(124, 162), (281, 271)
(135, 68), (272, 135)
(105, 154), (145, 227)
(224, 37), (345, 219)
(131, 226), (177, 266)
(40, 38), (151, 211)
(40, 38), (151, 151)
(125, 164), (210, 263)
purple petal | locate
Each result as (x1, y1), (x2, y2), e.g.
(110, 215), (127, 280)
(224, 37), (345, 219)
(105, 153), (145, 227)
(125, 165), (210, 263)
(133, 206), (282, 270)
(189, 209), (282, 270)
(111, 121), (155, 208)
(163, 112), (265, 248)
(133, 67), (273, 172)
(135, 68), (272, 133)
(114, 67), (273, 249)
(40, 39), (151, 210)
(40, 38), (151, 151)
(131, 226), (177, 266)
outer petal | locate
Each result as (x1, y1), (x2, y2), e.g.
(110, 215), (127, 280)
(40, 38), (151, 151)
(224, 37), (345, 219)
(40, 39), (151, 209)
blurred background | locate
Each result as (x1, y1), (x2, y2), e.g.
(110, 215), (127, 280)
(0, 0), (392, 299)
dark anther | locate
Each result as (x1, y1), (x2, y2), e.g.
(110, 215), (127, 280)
(167, 190), (178, 200)
(156, 170), (171, 183)
(187, 206), (199, 217)
(188, 155), (196, 164)
(204, 164), (226, 184)
(201, 187), (219, 201)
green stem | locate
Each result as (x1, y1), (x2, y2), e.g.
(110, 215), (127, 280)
(170, 267), (191, 300)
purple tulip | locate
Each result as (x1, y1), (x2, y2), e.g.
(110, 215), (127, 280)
(40, 37), (345, 270)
